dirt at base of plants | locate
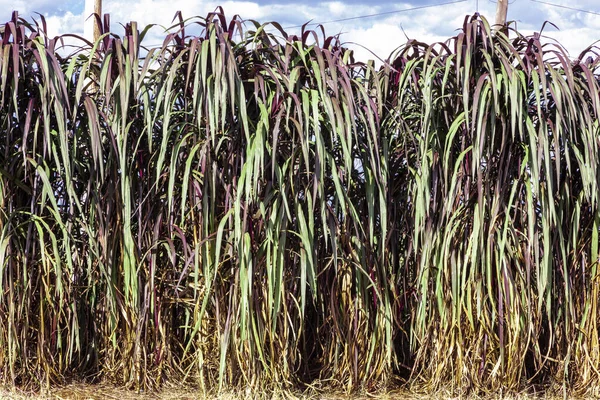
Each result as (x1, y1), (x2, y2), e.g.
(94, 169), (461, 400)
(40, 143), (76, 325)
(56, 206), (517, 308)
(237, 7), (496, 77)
(0, 383), (582, 400)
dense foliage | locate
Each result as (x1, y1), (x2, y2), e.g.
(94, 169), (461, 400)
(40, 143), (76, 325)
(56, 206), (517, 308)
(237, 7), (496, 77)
(0, 9), (599, 395)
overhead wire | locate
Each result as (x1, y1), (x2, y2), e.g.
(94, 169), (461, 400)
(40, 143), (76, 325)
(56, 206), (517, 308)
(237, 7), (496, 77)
(97, 0), (600, 50)
(283, 0), (468, 29)
(142, 0), (468, 47)
(530, 0), (600, 16)
(140, 0), (479, 47)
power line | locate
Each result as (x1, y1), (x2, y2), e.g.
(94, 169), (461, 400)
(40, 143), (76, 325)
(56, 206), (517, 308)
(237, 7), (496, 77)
(142, 0), (470, 45)
(283, 0), (468, 29)
(530, 0), (600, 16)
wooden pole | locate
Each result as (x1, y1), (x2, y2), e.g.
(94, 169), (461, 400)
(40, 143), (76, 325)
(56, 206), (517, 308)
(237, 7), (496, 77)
(493, 0), (509, 34)
(94, 0), (102, 42)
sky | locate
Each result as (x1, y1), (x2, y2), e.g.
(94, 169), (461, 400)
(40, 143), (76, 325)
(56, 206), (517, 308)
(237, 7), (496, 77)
(1, 0), (599, 63)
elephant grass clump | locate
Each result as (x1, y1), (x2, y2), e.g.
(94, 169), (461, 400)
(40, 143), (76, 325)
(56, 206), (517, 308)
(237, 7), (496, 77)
(0, 9), (599, 396)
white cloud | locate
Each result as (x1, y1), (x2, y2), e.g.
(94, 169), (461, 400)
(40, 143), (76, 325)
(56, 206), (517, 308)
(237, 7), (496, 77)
(45, 11), (84, 36)
(327, 2), (346, 17)
(539, 28), (600, 58)
(1, 0), (598, 63)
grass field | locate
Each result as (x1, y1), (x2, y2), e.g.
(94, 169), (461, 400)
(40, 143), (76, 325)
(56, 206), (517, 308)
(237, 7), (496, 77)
(0, 9), (599, 397)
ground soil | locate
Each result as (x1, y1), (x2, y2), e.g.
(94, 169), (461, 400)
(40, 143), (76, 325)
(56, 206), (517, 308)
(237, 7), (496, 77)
(0, 383), (572, 399)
